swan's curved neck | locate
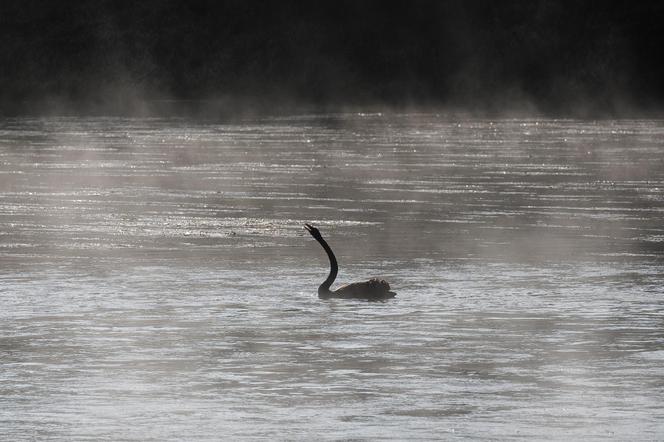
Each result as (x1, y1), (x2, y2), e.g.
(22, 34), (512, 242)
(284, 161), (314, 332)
(315, 235), (337, 296)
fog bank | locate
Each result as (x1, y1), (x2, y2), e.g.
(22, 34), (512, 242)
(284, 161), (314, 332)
(2, 1), (663, 117)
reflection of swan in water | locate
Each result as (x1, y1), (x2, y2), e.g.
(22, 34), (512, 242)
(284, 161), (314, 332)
(304, 223), (396, 300)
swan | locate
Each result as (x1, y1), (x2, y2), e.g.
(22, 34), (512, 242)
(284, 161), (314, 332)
(304, 223), (396, 300)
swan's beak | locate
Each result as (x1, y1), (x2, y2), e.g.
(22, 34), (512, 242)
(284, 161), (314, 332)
(304, 223), (320, 237)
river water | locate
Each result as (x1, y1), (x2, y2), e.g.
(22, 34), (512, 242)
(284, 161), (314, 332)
(1, 114), (663, 440)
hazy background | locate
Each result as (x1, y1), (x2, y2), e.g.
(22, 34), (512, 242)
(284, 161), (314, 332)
(2, 0), (664, 117)
(3, 3), (664, 439)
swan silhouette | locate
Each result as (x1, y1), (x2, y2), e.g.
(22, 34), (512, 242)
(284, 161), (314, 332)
(304, 223), (396, 300)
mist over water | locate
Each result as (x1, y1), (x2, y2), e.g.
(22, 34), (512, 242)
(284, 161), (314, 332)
(1, 114), (664, 439)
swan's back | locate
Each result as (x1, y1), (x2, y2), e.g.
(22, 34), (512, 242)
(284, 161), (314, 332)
(332, 278), (396, 300)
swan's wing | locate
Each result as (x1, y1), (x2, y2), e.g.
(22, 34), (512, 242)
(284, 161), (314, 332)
(333, 282), (363, 296)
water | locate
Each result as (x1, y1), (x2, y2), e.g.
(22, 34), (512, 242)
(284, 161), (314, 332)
(1, 114), (663, 440)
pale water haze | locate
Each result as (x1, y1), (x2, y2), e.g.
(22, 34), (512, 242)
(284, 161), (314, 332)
(1, 114), (663, 440)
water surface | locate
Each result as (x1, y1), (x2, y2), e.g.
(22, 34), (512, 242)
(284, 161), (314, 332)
(1, 114), (663, 440)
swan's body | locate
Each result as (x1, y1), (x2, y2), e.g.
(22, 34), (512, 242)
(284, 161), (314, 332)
(304, 223), (396, 300)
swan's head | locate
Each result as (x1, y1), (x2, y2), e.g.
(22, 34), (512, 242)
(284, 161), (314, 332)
(304, 223), (323, 240)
